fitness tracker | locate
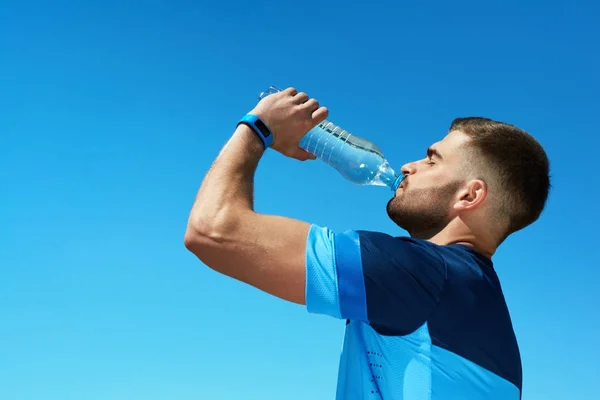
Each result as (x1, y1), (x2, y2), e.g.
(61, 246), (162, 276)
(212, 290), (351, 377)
(237, 114), (274, 148)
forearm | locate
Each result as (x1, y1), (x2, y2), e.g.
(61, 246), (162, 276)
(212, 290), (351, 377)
(185, 124), (264, 240)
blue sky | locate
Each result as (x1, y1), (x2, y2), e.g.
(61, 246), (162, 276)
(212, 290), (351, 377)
(1, 0), (599, 399)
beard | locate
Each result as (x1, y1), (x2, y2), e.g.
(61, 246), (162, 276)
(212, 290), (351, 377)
(386, 180), (463, 238)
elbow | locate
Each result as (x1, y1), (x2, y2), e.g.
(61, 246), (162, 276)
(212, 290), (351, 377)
(183, 226), (203, 252)
(183, 223), (222, 266)
(183, 211), (241, 255)
(184, 221), (224, 254)
(184, 226), (221, 271)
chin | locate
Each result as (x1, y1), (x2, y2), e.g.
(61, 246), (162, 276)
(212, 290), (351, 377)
(386, 201), (449, 239)
(386, 200), (409, 229)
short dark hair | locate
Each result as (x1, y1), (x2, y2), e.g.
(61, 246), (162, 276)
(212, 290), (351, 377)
(449, 117), (551, 240)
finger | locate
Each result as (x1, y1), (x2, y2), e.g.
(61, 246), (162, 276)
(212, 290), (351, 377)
(293, 91), (309, 104)
(311, 106), (329, 125)
(294, 148), (317, 161)
(303, 98), (319, 112)
(283, 87), (297, 96)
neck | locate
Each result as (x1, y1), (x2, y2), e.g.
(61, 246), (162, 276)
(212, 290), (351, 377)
(412, 218), (496, 259)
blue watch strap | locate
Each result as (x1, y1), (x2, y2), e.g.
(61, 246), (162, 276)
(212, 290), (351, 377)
(237, 114), (274, 148)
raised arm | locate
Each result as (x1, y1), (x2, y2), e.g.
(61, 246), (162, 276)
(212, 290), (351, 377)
(183, 87), (327, 304)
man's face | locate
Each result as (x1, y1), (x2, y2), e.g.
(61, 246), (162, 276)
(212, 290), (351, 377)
(387, 130), (471, 237)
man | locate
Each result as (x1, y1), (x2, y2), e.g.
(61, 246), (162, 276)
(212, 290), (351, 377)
(184, 87), (550, 399)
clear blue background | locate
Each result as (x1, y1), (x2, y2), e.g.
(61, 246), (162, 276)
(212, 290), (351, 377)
(1, 1), (599, 399)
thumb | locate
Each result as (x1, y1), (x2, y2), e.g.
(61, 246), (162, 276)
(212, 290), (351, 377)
(294, 148), (317, 161)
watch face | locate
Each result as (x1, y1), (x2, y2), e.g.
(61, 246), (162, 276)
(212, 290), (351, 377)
(254, 119), (271, 138)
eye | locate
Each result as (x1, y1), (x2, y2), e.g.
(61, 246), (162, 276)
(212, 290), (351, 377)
(427, 160), (435, 165)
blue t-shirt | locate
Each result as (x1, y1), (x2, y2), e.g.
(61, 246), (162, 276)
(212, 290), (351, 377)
(305, 225), (522, 399)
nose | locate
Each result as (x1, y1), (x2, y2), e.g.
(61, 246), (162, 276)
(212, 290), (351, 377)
(401, 161), (416, 176)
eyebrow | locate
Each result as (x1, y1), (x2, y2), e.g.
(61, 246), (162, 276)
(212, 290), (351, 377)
(427, 147), (443, 161)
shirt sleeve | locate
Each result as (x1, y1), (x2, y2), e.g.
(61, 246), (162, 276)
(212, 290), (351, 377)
(305, 224), (447, 334)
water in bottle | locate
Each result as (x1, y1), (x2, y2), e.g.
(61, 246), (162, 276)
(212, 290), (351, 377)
(258, 86), (404, 191)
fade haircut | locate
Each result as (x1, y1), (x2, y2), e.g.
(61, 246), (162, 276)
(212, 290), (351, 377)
(449, 117), (551, 241)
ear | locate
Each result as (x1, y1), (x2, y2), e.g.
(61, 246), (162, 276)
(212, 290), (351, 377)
(453, 179), (487, 211)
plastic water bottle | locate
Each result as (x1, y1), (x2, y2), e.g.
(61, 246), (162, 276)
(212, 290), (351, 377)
(258, 86), (403, 191)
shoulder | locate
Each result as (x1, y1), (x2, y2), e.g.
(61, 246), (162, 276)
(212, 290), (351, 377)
(354, 230), (448, 268)
(309, 226), (491, 283)
(307, 226), (446, 266)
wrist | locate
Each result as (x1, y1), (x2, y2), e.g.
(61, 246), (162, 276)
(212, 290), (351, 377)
(235, 124), (267, 155)
(237, 114), (274, 149)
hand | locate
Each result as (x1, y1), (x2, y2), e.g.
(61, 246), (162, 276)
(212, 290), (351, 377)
(249, 87), (329, 161)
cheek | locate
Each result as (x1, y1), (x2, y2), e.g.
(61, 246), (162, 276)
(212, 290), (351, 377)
(409, 174), (455, 195)
(402, 187), (435, 205)
(412, 189), (436, 204)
